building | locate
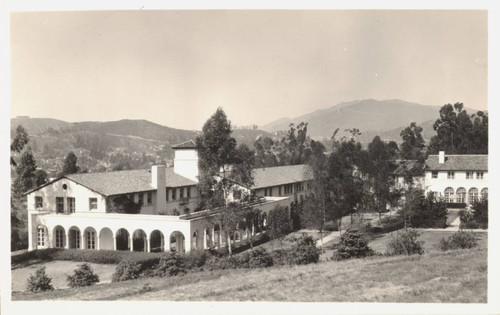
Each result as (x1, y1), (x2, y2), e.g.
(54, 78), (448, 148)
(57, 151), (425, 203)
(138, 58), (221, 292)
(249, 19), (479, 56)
(25, 141), (311, 253)
(424, 151), (488, 204)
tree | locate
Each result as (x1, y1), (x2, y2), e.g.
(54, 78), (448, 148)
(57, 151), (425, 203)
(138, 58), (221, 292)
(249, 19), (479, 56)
(196, 108), (255, 255)
(399, 122), (425, 161)
(12, 148), (38, 198)
(11, 125), (30, 166)
(267, 205), (291, 247)
(61, 151), (80, 175)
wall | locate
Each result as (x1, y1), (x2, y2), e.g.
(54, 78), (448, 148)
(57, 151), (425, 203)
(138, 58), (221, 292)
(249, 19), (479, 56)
(27, 178), (106, 214)
(174, 149), (199, 181)
(424, 170), (488, 202)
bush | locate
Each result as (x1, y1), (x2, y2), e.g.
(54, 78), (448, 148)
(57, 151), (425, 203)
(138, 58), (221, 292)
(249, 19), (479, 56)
(185, 250), (211, 270)
(323, 221), (338, 232)
(459, 209), (479, 229)
(247, 248), (274, 268)
(267, 205), (292, 241)
(288, 235), (320, 265)
(66, 263), (100, 287)
(332, 230), (374, 261)
(386, 229), (424, 256)
(404, 189), (448, 228)
(205, 255), (241, 271)
(26, 267), (54, 293)
(153, 253), (187, 277)
(461, 199), (488, 229)
(436, 230), (478, 251)
(112, 256), (161, 282)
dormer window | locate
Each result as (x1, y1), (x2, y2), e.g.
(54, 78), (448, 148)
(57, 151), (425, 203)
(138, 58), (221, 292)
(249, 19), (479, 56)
(466, 172), (473, 179)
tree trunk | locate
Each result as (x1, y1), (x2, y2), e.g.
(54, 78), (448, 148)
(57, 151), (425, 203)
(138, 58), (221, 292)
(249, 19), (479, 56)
(227, 232), (232, 256)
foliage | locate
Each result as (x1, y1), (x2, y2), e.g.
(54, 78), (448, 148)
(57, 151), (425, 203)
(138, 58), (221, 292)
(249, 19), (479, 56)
(246, 248), (274, 268)
(402, 189), (448, 228)
(61, 151), (80, 175)
(436, 230), (478, 251)
(11, 125), (30, 166)
(267, 205), (291, 241)
(205, 255), (241, 271)
(112, 256), (161, 282)
(66, 263), (100, 287)
(12, 148), (38, 197)
(184, 250), (212, 270)
(289, 235), (320, 265)
(399, 122), (425, 161)
(459, 199), (488, 229)
(332, 230), (374, 261)
(106, 194), (141, 214)
(26, 267), (54, 293)
(153, 253), (187, 277)
(428, 103), (488, 154)
(386, 229), (424, 256)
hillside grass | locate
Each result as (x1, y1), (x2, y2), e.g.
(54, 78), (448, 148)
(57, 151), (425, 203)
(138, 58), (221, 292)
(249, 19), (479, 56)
(13, 246), (487, 302)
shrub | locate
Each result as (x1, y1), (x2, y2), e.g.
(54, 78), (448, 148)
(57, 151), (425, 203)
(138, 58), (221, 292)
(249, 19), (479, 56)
(185, 250), (211, 270)
(459, 209), (479, 229)
(323, 221), (338, 231)
(403, 189), (448, 228)
(112, 256), (161, 282)
(289, 235), (320, 265)
(66, 263), (100, 287)
(205, 255), (241, 271)
(267, 205), (292, 241)
(332, 230), (374, 261)
(26, 267), (54, 293)
(461, 199), (488, 229)
(386, 229), (424, 256)
(153, 253), (187, 277)
(436, 230), (478, 251)
(247, 248), (274, 268)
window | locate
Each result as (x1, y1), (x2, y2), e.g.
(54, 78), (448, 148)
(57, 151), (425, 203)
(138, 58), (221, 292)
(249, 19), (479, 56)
(447, 171), (455, 179)
(35, 196), (43, 209)
(187, 187), (191, 198)
(147, 192), (153, 205)
(180, 187), (184, 199)
(466, 172), (473, 179)
(172, 188), (176, 200)
(75, 231), (81, 249)
(284, 184), (293, 195)
(138, 193), (144, 205)
(86, 230), (96, 249)
(56, 197), (64, 213)
(432, 171), (438, 179)
(166, 188), (169, 202)
(481, 188), (488, 200)
(37, 226), (45, 247)
(233, 190), (242, 199)
(444, 187), (454, 203)
(476, 172), (484, 180)
(67, 197), (75, 213)
(468, 188), (479, 203)
(89, 198), (97, 210)
(55, 229), (64, 248)
(456, 187), (466, 203)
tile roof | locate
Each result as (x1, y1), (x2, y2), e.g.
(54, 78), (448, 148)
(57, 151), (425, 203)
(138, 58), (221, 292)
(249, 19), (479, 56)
(252, 164), (313, 189)
(425, 154), (488, 171)
(64, 168), (197, 196)
(172, 140), (196, 149)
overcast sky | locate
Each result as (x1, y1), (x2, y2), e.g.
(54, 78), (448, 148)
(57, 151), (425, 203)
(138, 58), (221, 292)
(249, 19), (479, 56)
(10, 10), (487, 130)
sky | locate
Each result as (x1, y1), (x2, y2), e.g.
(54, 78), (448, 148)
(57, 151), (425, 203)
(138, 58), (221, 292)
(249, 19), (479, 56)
(10, 10), (488, 130)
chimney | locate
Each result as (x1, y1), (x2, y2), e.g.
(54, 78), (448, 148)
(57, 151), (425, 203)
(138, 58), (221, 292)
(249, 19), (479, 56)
(438, 151), (445, 164)
(152, 165), (166, 213)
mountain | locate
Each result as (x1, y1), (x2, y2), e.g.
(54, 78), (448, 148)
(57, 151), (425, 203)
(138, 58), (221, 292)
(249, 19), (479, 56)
(358, 119), (437, 145)
(10, 117), (72, 135)
(261, 99), (442, 139)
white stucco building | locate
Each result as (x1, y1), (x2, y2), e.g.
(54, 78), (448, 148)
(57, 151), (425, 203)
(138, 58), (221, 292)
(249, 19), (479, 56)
(424, 151), (488, 204)
(25, 140), (311, 253)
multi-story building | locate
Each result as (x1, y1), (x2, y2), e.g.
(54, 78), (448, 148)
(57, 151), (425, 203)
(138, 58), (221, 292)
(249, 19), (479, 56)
(424, 151), (488, 204)
(25, 141), (310, 253)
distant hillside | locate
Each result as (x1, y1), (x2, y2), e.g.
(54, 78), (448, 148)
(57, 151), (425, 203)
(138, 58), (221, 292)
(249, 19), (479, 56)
(262, 99), (442, 138)
(358, 119), (437, 145)
(232, 128), (274, 148)
(10, 117), (72, 135)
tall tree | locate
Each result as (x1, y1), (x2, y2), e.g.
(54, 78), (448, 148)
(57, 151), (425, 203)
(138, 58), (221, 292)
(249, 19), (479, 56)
(196, 108), (255, 255)
(61, 151), (80, 176)
(12, 148), (38, 198)
(11, 125), (30, 166)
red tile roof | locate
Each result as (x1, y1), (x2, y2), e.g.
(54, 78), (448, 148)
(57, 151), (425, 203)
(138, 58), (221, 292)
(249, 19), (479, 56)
(252, 164), (312, 189)
(425, 154), (488, 171)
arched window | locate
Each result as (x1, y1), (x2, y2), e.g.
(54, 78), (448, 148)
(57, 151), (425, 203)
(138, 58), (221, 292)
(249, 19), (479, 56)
(468, 188), (479, 203)
(37, 226), (46, 247)
(456, 188), (466, 203)
(55, 228), (64, 248)
(86, 230), (96, 249)
(444, 187), (454, 203)
(480, 188), (488, 200)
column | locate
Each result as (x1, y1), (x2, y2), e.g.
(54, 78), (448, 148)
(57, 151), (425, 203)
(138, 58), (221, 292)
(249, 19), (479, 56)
(129, 235), (134, 252)
(184, 233), (191, 253)
(203, 228), (207, 250)
(164, 233), (170, 252)
(80, 231), (84, 249)
(96, 232), (100, 250)
(145, 237), (150, 253)
(113, 236), (117, 251)
(65, 231), (70, 249)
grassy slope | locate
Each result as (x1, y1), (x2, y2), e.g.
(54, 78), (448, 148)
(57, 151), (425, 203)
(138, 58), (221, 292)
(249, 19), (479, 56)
(13, 246), (487, 303)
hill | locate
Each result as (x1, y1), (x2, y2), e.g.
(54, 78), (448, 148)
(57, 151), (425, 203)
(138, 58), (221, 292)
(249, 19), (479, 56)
(10, 117), (72, 135)
(262, 99), (442, 138)
(358, 119), (437, 145)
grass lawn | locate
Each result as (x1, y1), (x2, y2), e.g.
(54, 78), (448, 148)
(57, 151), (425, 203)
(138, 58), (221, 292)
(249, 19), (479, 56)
(11, 261), (116, 292)
(12, 246), (487, 302)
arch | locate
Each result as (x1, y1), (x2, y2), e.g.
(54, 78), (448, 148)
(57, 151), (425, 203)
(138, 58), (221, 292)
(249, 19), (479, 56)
(52, 225), (65, 248)
(205, 227), (213, 249)
(468, 187), (479, 204)
(444, 187), (454, 203)
(169, 231), (185, 253)
(191, 231), (198, 251)
(481, 188), (488, 200)
(149, 230), (164, 253)
(115, 228), (130, 251)
(262, 212), (268, 230)
(456, 187), (466, 203)
(83, 227), (97, 250)
(68, 226), (81, 249)
(37, 225), (48, 249)
(213, 224), (221, 248)
(132, 229), (148, 252)
(99, 228), (114, 250)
